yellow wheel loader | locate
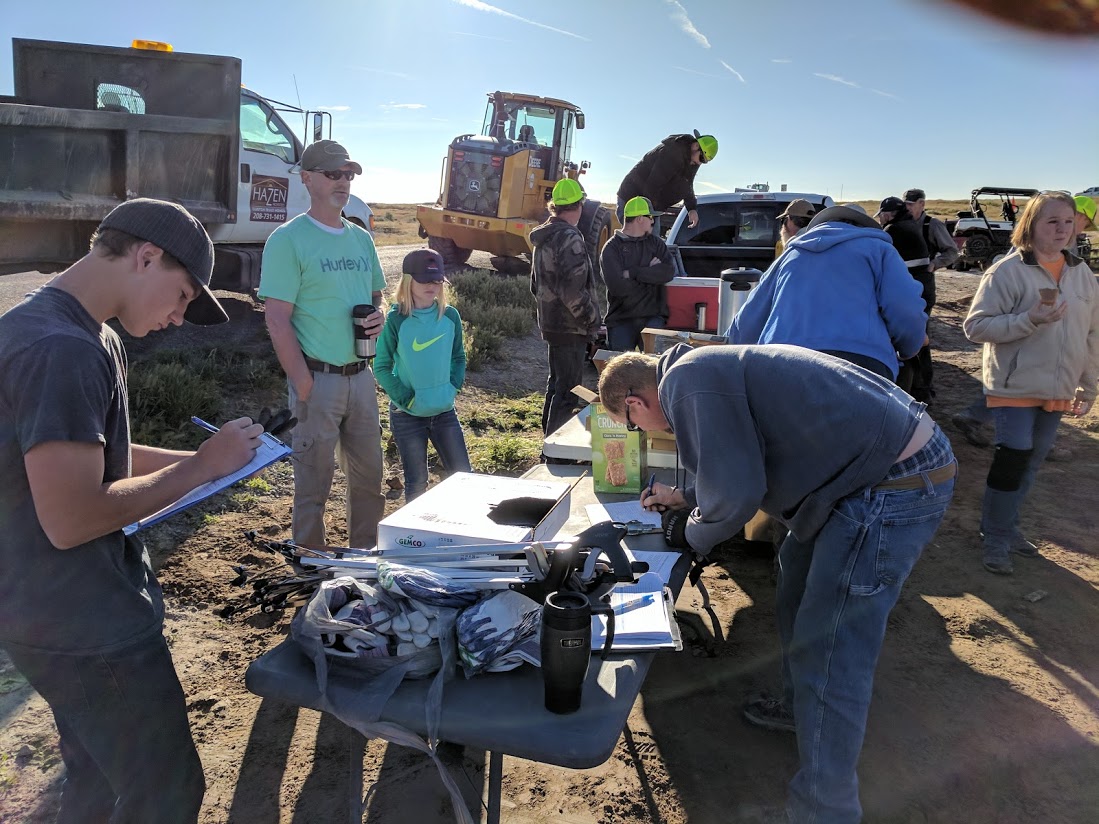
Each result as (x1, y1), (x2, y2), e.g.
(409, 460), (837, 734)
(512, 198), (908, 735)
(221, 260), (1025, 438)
(416, 91), (616, 276)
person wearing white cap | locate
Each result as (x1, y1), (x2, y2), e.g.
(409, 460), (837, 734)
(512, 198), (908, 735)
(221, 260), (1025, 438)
(0, 199), (265, 821)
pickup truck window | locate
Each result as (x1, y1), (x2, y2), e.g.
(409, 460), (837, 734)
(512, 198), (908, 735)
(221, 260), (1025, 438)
(95, 83), (145, 114)
(678, 203), (781, 247)
(240, 95), (295, 164)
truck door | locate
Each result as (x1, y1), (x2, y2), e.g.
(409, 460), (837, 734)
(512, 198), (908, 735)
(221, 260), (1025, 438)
(214, 91), (309, 242)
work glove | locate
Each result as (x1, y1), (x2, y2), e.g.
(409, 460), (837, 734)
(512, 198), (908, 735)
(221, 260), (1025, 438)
(256, 407), (298, 439)
(661, 508), (694, 552)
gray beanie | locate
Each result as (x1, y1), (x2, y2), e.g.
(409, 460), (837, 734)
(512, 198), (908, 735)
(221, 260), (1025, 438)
(98, 198), (228, 325)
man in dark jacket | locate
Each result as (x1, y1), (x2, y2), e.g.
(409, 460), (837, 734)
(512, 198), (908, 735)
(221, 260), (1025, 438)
(530, 178), (603, 436)
(600, 196), (676, 352)
(597, 344), (955, 824)
(617, 130), (718, 233)
(877, 196), (934, 402)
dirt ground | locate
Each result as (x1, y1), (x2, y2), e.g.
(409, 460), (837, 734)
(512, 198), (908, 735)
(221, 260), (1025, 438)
(2, 271), (1098, 824)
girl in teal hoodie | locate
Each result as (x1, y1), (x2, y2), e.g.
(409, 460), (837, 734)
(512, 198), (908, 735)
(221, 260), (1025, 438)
(375, 249), (471, 499)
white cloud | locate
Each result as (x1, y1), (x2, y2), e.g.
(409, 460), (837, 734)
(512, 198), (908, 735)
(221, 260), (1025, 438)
(771, 58), (792, 64)
(450, 0), (589, 40)
(813, 73), (860, 88)
(618, 154), (640, 163)
(719, 60), (746, 83)
(672, 65), (723, 79)
(698, 181), (726, 191)
(664, 0), (711, 48)
(317, 105), (351, 112)
(380, 103), (428, 110)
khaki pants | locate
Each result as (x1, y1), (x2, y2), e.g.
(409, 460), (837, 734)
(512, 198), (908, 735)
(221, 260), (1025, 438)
(288, 369), (385, 549)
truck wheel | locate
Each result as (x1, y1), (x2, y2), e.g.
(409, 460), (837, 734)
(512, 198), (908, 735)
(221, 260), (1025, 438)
(963, 233), (992, 264)
(428, 235), (472, 266)
(489, 255), (530, 275)
(583, 206), (612, 281)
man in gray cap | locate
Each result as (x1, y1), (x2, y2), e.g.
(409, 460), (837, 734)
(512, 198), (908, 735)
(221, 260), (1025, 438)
(0, 198), (265, 821)
(260, 140), (387, 549)
(775, 198), (816, 256)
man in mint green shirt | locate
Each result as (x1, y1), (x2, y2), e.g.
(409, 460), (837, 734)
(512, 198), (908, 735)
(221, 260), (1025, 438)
(259, 140), (387, 548)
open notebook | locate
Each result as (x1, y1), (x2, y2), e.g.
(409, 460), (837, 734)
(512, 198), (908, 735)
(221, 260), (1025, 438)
(123, 433), (291, 535)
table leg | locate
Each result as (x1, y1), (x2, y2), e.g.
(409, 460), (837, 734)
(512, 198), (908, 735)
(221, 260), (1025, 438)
(349, 726), (367, 824)
(485, 750), (503, 824)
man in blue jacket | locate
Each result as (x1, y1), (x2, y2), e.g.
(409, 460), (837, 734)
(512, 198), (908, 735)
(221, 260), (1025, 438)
(597, 344), (956, 824)
(728, 205), (928, 380)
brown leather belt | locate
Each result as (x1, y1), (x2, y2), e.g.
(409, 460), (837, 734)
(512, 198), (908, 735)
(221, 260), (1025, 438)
(873, 460), (957, 491)
(304, 357), (367, 376)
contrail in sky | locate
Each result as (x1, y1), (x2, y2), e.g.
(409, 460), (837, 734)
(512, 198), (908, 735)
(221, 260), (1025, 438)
(450, 0), (589, 40)
(719, 60), (746, 83)
(814, 73), (860, 88)
(664, 0), (711, 48)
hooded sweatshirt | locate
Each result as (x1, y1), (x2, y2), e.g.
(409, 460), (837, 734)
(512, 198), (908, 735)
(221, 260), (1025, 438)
(529, 217), (602, 344)
(728, 222), (928, 377)
(656, 343), (921, 553)
(617, 135), (702, 212)
(374, 303), (465, 416)
(600, 230), (675, 325)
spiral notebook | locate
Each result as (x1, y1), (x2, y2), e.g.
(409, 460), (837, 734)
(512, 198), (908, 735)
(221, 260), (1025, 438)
(123, 433), (290, 535)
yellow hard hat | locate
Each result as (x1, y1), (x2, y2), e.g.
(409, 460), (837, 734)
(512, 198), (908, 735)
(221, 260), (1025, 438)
(1074, 195), (1097, 231)
(552, 178), (585, 207)
(697, 134), (718, 163)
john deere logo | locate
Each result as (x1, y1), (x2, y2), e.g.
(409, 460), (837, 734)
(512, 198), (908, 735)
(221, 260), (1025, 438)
(468, 180), (481, 193)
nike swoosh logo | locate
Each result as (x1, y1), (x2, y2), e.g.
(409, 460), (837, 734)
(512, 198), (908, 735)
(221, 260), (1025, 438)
(411, 334), (445, 352)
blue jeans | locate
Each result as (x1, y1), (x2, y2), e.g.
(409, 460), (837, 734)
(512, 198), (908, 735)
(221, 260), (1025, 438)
(990, 406), (1062, 503)
(776, 436), (954, 823)
(542, 340), (587, 436)
(607, 316), (665, 353)
(3, 633), (205, 823)
(389, 405), (471, 500)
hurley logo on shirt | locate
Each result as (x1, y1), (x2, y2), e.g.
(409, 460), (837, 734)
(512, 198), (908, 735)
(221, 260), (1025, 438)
(319, 256), (373, 273)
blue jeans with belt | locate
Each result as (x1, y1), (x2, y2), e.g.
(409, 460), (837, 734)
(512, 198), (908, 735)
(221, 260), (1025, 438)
(3, 633), (205, 824)
(776, 426), (955, 823)
(389, 404), (472, 500)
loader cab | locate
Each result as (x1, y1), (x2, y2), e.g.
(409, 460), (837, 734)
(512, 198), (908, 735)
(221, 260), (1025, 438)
(480, 92), (583, 182)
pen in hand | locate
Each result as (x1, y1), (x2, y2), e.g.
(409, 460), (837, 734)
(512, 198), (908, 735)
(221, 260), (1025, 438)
(191, 416), (219, 435)
(643, 472), (658, 511)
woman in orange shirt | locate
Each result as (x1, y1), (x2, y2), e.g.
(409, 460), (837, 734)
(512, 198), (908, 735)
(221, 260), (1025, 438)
(963, 191), (1099, 574)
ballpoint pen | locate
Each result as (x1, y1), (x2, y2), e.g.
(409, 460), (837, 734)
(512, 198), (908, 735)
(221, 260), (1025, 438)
(191, 416), (219, 435)
(646, 472), (656, 500)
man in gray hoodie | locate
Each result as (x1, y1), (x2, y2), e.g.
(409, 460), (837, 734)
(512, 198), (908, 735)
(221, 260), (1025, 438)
(598, 344), (955, 824)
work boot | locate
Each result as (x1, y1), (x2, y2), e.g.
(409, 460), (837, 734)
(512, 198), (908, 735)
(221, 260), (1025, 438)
(951, 412), (992, 448)
(981, 487), (1022, 574)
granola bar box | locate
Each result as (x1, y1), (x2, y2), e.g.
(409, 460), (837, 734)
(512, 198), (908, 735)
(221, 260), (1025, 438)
(590, 403), (645, 494)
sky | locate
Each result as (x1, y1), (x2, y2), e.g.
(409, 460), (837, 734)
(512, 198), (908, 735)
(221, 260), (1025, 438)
(4, 0), (1098, 205)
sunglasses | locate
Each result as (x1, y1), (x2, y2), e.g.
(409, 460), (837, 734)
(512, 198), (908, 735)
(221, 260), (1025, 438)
(312, 169), (356, 181)
(624, 391), (639, 432)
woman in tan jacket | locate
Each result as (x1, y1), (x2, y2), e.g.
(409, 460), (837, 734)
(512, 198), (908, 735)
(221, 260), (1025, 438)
(963, 191), (1099, 574)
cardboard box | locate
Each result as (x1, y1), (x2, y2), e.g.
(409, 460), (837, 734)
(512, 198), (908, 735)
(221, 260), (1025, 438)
(377, 472), (571, 550)
(590, 403), (646, 493)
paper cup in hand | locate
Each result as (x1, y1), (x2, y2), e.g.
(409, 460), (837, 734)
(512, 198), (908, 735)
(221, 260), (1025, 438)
(1039, 288), (1058, 306)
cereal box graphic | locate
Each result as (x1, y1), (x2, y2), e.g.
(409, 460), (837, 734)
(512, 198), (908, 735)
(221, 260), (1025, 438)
(590, 403), (645, 493)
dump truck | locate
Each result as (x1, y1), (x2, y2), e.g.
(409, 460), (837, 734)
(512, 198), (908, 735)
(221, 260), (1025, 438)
(0, 38), (374, 292)
(416, 91), (615, 276)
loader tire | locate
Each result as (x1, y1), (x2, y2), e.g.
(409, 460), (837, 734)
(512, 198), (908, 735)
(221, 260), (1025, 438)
(428, 235), (473, 267)
(583, 205), (612, 282)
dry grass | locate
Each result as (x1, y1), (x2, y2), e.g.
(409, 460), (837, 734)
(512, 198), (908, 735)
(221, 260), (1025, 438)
(370, 203), (430, 246)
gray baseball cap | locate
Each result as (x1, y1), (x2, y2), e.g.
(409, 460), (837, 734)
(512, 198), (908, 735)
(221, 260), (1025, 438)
(300, 140), (363, 174)
(98, 198), (228, 325)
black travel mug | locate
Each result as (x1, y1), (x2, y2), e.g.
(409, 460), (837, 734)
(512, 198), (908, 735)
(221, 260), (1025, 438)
(540, 591), (592, 714)
(352, 304), (377, 359)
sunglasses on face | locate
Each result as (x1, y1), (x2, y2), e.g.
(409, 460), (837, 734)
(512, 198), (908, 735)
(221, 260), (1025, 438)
(312, 169), (356, 181)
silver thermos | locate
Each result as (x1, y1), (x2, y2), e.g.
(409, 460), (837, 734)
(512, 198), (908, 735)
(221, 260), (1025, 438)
(352, 304), (378, 359)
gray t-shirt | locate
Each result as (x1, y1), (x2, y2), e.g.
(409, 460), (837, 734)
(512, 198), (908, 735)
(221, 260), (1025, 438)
(0, 287), (163, 654)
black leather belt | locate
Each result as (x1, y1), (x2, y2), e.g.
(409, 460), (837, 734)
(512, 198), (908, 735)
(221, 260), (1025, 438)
(873, 461), (957, 491)
(304, 357), (367, 376)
